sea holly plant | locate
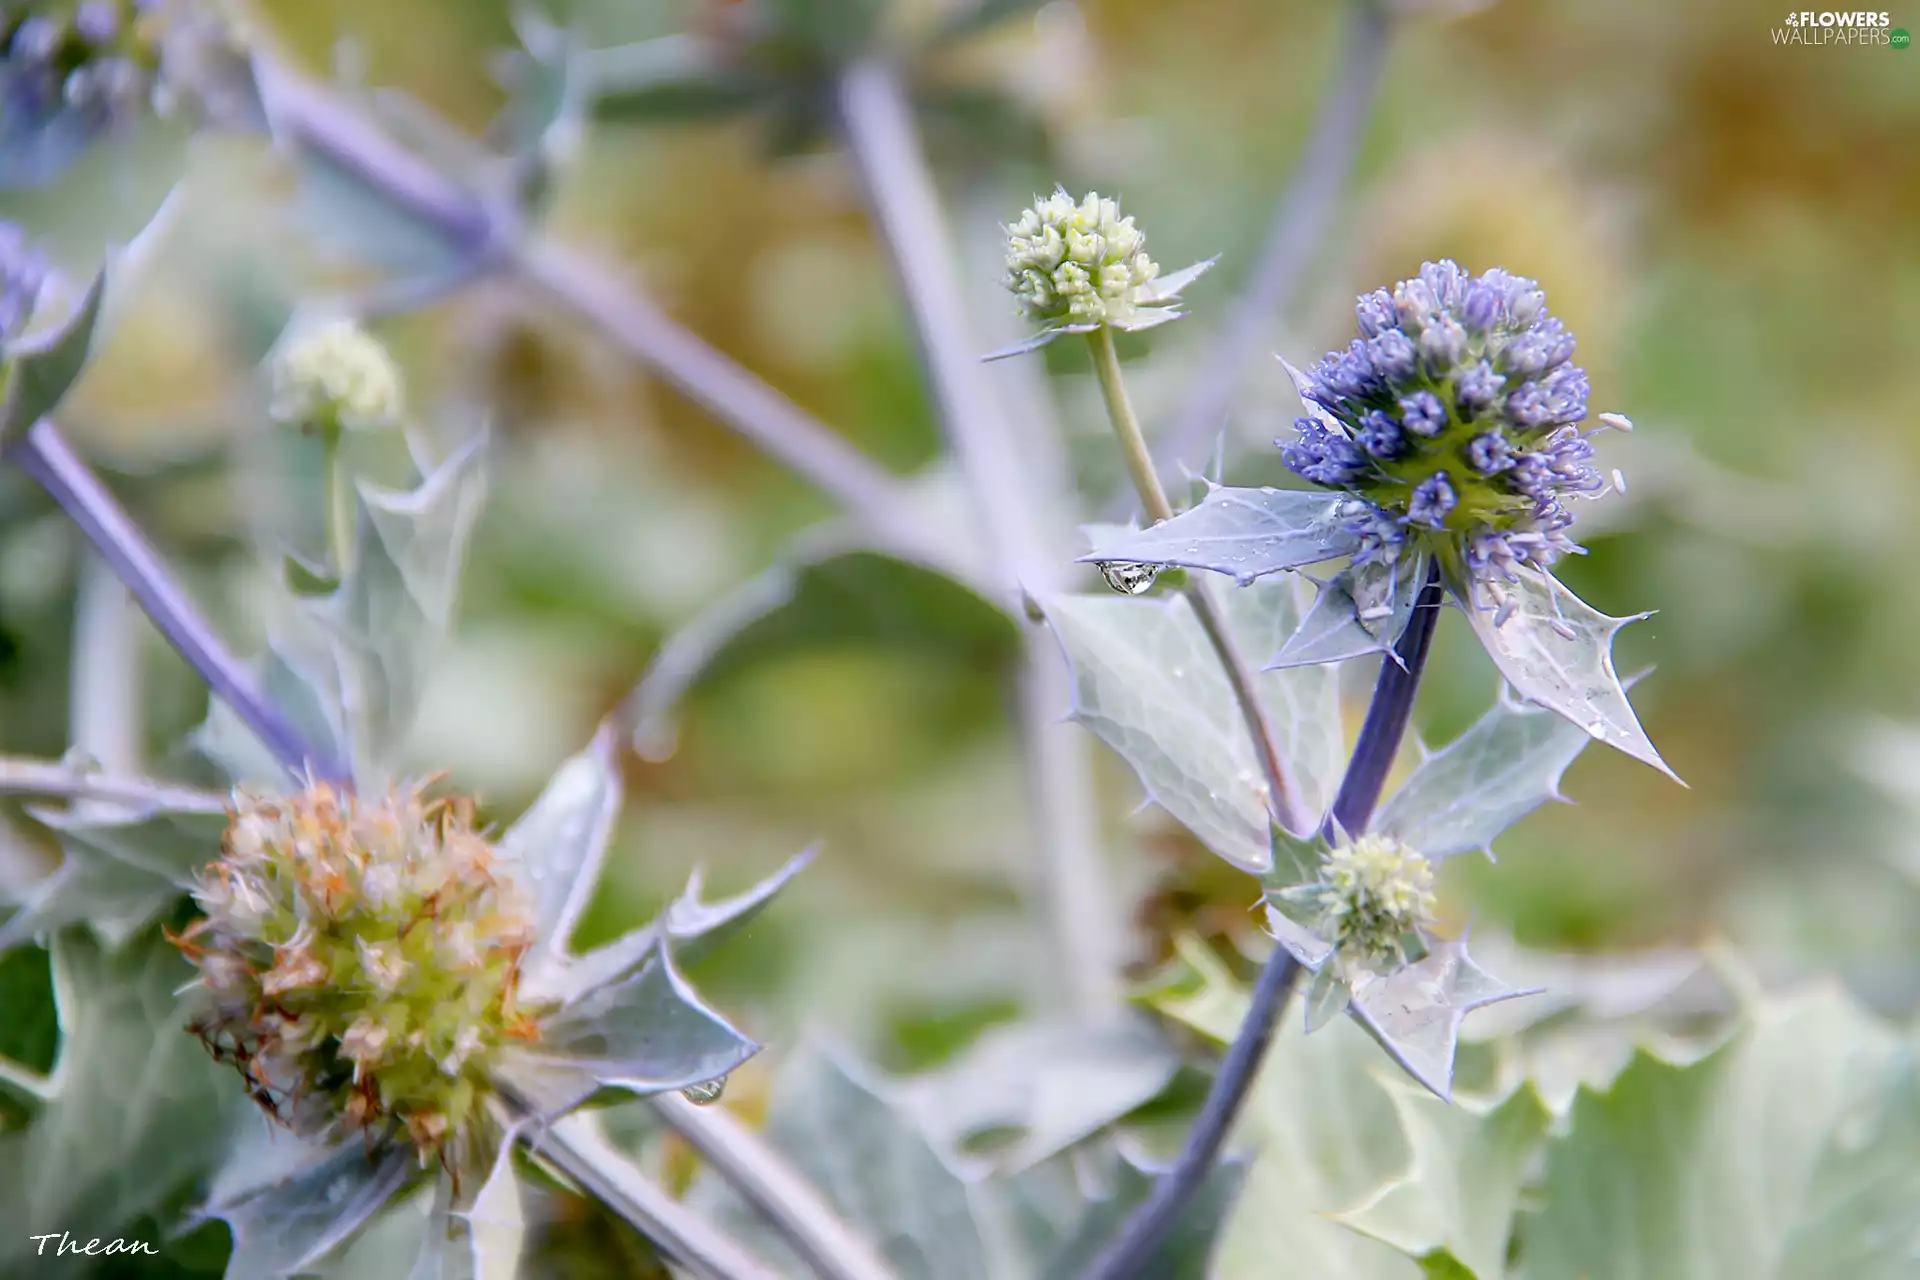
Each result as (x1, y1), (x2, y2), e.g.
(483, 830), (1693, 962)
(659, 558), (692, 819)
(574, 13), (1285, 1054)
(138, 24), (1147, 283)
(986, 193), (1682, 1276)
(0, 241), (826, 1274)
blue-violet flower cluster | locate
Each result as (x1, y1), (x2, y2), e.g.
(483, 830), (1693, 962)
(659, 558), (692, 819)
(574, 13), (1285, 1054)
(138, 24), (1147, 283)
(1280, 260), (1613, 588)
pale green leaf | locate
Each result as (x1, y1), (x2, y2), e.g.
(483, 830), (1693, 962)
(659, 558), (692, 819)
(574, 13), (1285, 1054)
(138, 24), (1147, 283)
(693, 1043), (993, 1280)
(1446, 564), (1676, 780)
(0, 929), (240, 1269)
(1332, 1080), (1550, 1279)
(0, 263), (105, 447)
(1521, 987), (1903, 1279)
(1043, 574), (1342, 873)
(0, 808), (226, 950)
(901, 1017), (1179, 1169)
(524, 845), (813, 1006)
(499, 721), (623, 975)
(1270, 552), (1427, 670)
(319, 435), (487, 785)
(206, 1140), (416, 1278)
(1148, 937), (1420, 1280)
(1374, 688), (1593, 861)
(1777, 1048), (1920, 1279)
(1075, 486), (1360, 585)
(1348, 935), (1540, 1101)
(495, 938), (758, 1117)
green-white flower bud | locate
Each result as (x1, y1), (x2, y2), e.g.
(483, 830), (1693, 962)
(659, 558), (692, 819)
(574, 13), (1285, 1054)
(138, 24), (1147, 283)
(987, 189), (1214, 359)
(174, 783), (539, 1160)
(1005, 189), (1159, 329)
(267, 319), (404, 435)
(1293, 834), (1437, 971)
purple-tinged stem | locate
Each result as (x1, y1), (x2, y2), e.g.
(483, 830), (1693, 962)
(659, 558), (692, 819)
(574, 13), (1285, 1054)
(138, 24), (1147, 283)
(1081, 558), (1444, 1280)
(7, 420), (346, 784)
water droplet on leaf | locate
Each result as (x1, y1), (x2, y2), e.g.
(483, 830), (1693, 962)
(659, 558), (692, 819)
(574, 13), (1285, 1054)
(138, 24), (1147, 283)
(1098, 560), (1161, 595)
(681, 1077), (727, 1106)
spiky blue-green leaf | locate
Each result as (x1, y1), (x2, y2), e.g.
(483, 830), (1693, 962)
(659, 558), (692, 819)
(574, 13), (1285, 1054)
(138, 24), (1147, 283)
(1043, 575), (1343, 870)
(1075, 486), (1360, 585)
(495, 938), (758, 1118)
(1269, 552), (1427, 670)
(0, 808), (226, 951)
(1374, 687), (1595, 861)
(0, 929), (240, 1271)
(1348, 935), (1539, 1101)
(500, 722), (623, 975)
(203, 1140), (415, 1279)
(1445, 563), (1675, 781)
(527, 845), (814, 1006)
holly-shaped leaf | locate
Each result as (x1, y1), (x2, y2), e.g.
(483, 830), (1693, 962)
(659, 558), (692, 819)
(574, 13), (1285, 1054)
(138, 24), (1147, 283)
(1042, 574), (1343, 872)
(526, 845), (815, 1006)
(1444, 563), (1676, 781)
(1076, 486), (1360, 585)
(494, 938), (758, 1119)
(1520, 987), (1910, 1279)
(0, 807), (227, 952)
(1332, 1079), (1551, 1279)
(0, 929), (242, 1271)
(1346, 936), (1541, 1102)
(1373, 686), (1596, 861)
(1269, 552), (1428, 671)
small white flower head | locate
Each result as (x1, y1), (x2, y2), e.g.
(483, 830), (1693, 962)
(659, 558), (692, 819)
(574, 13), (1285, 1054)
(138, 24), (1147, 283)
(268, 318), (404, 435)
(1295, 834), (1437, 971)
(988, 189), (1214, 359)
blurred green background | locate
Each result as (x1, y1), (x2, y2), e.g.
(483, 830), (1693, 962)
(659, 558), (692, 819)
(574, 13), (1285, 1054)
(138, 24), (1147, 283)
(3, 0), (1919, 1095)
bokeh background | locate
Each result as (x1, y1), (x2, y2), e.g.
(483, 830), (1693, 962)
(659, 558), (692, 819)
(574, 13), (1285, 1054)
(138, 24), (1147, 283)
(3, 0), (1919, 1095)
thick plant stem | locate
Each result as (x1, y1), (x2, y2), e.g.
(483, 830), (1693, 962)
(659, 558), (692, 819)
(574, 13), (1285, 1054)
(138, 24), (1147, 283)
(6, 420), (346, 784)
(0, 756), (226, 813)
(256, 64), (922, 555)
(528, 1111), (779, 1280)
(321, 426), (356, 576)
(649, 1093), (898, 1280)
(1326, 558), (1444, 837)
(1081, 556), (1443, 1280)
(1086, 326), (1312, 837)
(1076, 948), (1300, 1280)
(1150, 0), (1391, 484)
(836, 56), (1124, 1018)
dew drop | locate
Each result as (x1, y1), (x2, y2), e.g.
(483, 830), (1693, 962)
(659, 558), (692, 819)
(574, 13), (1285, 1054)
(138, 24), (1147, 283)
(1098, 560), (1161, 595)
(681, 1077), (728, 1106)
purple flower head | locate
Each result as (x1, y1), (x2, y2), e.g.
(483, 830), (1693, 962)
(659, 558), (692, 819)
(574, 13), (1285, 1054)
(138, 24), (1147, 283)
(1279, 260), (1620, 579)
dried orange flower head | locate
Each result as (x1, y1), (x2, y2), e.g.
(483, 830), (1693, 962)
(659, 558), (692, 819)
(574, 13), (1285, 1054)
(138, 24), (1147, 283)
(174, 782), (539, 1159)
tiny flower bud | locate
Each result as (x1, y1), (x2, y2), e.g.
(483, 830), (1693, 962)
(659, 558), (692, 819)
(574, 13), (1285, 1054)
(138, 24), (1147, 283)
(268, 319), (405, 435)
